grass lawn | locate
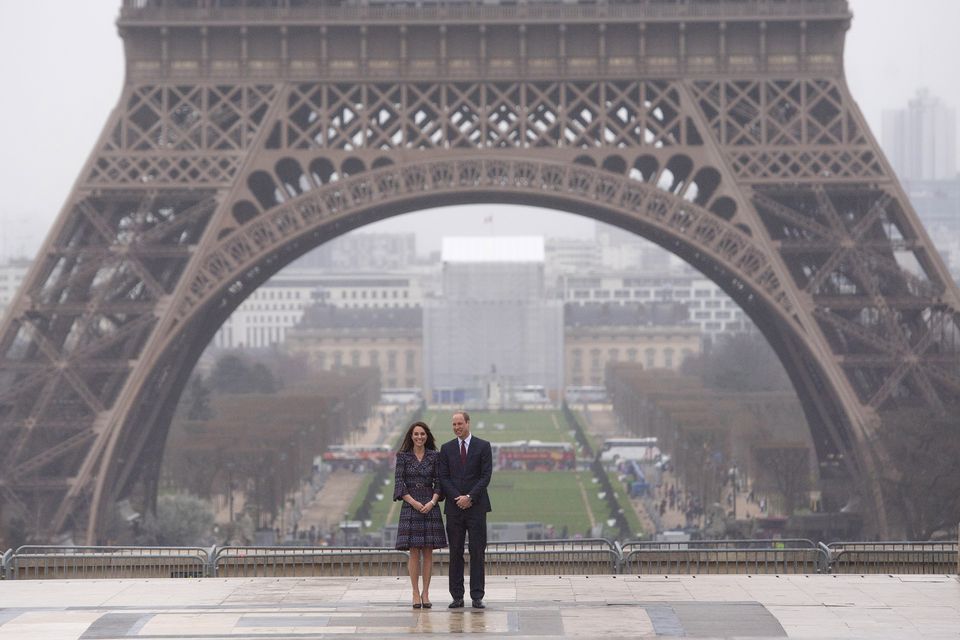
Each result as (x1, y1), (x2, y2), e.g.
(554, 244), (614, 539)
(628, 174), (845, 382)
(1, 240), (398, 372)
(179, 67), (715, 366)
(364, 470), (608, 537)
(487, 470), (608, 537)
(422, 410), (576, 445)
(353, 410), (627, 538)
(348, 472), (376, 521)
(362, 474), (397, 530)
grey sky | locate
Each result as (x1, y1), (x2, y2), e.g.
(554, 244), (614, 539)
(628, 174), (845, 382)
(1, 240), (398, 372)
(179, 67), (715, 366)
(0, 0), (957, 258)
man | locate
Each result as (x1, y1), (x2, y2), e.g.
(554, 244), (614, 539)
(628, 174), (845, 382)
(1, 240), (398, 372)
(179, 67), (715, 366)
(438, 410), (493, 609)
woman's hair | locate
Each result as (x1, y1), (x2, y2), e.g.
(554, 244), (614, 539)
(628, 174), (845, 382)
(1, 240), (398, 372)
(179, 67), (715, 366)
(398, 421), (437, 452)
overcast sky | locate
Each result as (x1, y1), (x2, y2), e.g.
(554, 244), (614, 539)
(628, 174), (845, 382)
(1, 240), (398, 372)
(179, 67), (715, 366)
(1, 0), (958, 259)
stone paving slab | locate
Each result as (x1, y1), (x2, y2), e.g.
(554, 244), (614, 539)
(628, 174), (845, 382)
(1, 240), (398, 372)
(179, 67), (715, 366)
(0, 574), (957, 639)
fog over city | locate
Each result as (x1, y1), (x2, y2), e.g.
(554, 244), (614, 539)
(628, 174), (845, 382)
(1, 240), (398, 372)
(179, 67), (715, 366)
(1, 0), (960, 584)
(0, 0), (958, 258)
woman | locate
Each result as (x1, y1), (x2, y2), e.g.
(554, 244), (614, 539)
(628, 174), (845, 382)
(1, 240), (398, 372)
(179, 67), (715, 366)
(393, 421), (446, 609)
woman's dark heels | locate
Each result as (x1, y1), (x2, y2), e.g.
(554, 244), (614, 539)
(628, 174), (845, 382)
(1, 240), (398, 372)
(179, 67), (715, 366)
(412, 602), (422, 609)
(421, 592), (432, 608)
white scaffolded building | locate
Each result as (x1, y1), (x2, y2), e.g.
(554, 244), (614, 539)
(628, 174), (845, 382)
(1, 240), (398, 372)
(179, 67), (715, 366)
(423, 237), (564, 408)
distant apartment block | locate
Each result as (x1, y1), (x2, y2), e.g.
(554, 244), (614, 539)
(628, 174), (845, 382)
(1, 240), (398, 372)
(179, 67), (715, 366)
(559, 273), (750, 342)
(213, 269), (426, 349)
(0, 259), (30, 317)
(310, 273), (425, 310)
(545, 237), (602, 278)
(883, 88), (956, 182)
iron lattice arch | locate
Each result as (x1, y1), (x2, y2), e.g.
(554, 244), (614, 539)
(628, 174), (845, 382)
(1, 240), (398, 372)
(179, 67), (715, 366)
(1, 0), (959, 542)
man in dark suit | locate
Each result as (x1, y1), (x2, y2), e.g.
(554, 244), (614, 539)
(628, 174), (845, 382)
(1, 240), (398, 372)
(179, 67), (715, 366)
(438, 410), (493, 609)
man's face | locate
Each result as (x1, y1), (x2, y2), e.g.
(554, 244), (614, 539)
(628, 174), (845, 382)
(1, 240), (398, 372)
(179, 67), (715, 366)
(452, 412), (470, 440)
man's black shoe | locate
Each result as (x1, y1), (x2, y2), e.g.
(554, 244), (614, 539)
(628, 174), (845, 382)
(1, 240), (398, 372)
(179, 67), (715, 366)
(448, 599), (464, 609)
(471, 600), (485, 609)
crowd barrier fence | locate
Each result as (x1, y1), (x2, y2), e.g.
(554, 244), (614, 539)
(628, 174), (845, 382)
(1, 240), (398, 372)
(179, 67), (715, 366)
(2, 538), (956, 579)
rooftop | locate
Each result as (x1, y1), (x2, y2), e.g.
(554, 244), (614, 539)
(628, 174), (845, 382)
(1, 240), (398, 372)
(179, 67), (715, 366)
(565, 301), (691, 327)
(296, 304), (422, 330)
(442, 236), (545, 264)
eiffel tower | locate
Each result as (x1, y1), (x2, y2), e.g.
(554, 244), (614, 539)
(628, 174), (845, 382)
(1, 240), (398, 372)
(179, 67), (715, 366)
(0, 0), (957, 543)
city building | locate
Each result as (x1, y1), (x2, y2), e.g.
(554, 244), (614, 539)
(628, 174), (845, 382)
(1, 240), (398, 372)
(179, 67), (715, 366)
(213, 269), (426, 349)
(213, 273), (317, 349)
(285, 299), (705, 395)
(0, 259), (30, 318)
(564, 303), (701, 387)
(423, 236), (565, 407)
(559, 272), (751, 342)
(596, 224), (674, 273)
(544, 237), (602, 283)
(283, 304), (422, 390)
(309, 272), (425, 310)
(882, 88), (956, 182)
(900, 178), (960, 279)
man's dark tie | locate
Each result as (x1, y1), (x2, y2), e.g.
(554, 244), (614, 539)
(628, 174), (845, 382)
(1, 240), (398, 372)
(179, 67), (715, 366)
(460, 439), (467, 465)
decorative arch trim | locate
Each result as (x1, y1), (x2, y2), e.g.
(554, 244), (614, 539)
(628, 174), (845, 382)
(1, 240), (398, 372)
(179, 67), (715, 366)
(172, 156), (799, 336)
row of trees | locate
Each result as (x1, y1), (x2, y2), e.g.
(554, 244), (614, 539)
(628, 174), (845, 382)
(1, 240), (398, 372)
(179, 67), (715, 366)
(611, 331), (960, 540)
(608, 332), (817, 530)
(108, 352), (382, 545)
(878, 408), (960, 540)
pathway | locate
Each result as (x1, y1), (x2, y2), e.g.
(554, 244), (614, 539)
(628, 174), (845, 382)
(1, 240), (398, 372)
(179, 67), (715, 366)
(1, 574), (956, 638)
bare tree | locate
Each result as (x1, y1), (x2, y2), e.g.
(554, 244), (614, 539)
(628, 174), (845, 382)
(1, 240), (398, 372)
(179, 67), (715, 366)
(752, 443), (812, 516)
(683, 332), (793, 392)
(878, 408), (960, 540)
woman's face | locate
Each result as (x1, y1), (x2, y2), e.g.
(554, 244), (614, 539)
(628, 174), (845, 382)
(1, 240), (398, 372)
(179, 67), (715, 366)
(412, 426), (428, 447)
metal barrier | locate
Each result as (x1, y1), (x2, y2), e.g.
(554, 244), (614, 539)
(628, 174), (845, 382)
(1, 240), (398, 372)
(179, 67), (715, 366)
(621, 539), (827, 575)
(214, 546), (410, 577)
(825, 541), (959, 575)
(3, 539), (957, 579)
(435, 539), (620, 576)
(625, 538), (818, 550)
(7, 546), (209, 580)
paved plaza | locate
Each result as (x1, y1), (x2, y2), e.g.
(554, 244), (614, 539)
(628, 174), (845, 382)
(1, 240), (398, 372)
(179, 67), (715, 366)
(0, 574), (957, 639)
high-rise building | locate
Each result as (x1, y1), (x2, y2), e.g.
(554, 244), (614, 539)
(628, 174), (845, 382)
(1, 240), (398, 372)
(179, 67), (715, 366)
(423, 236), (564, 407)
(0, 259), (30, 318)
(882, 88), (956, 182)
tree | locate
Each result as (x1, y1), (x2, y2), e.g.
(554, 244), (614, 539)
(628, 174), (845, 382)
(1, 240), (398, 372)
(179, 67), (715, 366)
(878, 407), (960, 540)
(250, 362), (278, 393)
(208, 354), (278, 394)
(752, 443), (812, 516)
(683, 333), (793, 392)
(179, 374), (213, 420)
(138, 494), (215, 546)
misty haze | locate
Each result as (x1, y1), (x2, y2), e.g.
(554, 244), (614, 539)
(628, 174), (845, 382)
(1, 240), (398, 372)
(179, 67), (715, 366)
(0, 7), (957, 636)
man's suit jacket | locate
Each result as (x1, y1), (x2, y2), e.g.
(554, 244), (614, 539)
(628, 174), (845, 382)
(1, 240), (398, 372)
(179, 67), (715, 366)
(438, 436), (493, 514)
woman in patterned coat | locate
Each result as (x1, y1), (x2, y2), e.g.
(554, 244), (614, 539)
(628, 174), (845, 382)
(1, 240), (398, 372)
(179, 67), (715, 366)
(393, 421), (446, 608)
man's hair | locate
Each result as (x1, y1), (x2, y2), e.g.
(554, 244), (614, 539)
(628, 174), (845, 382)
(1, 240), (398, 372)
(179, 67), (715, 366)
(454, 410), (470, 423)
